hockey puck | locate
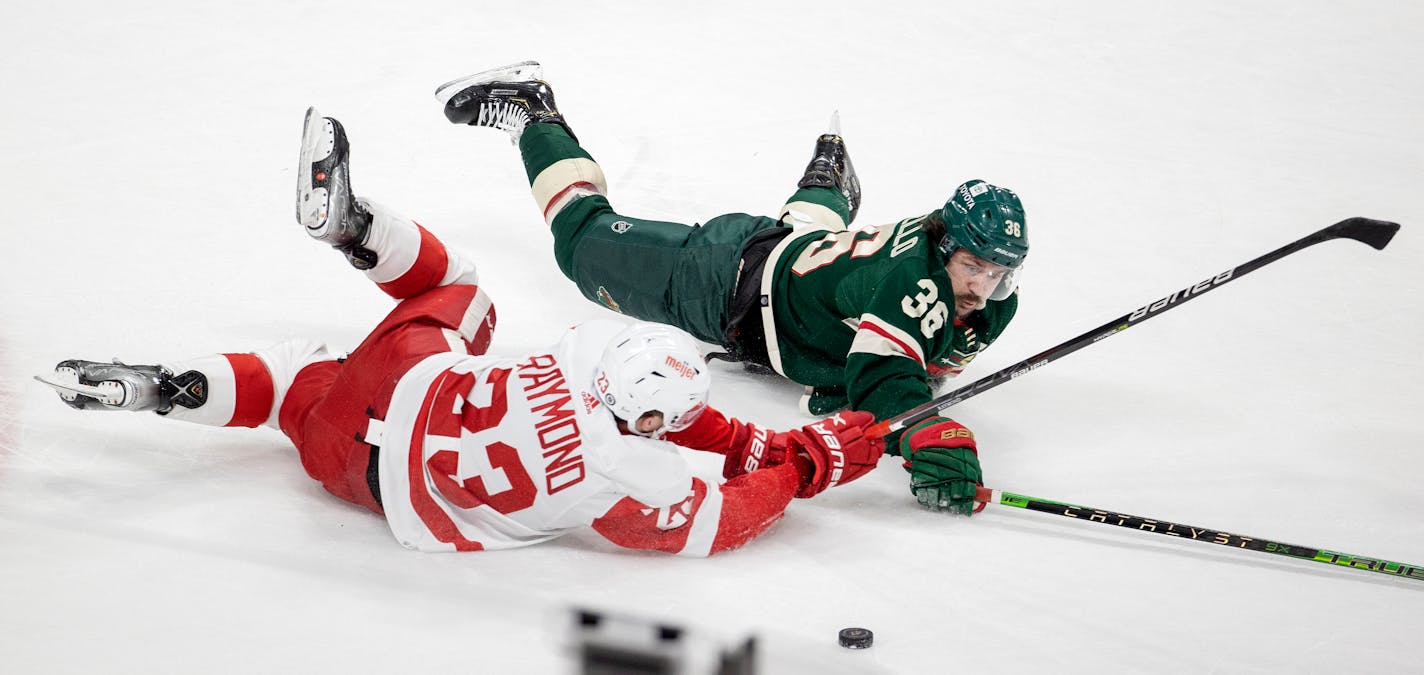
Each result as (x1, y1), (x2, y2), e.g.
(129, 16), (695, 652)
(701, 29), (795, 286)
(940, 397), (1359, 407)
(838, 627), (873, 649)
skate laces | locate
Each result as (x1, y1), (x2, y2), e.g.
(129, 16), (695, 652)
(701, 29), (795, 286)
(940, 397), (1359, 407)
(477, 100), (532, 135)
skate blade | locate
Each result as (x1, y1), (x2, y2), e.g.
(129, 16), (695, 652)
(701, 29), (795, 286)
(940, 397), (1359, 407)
(296, 106), (335, 234)
(34, 372), (125, 405)
(433, 60), (543, 105)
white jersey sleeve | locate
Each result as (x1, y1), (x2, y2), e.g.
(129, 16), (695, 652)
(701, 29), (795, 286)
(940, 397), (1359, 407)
(594, 434), (694, 508)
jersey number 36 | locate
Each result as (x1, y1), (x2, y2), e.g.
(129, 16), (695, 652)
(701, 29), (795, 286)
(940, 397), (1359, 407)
(902, 279), (949, 338)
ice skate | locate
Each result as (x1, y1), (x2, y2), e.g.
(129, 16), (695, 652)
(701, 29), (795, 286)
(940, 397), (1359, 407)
(435, 61), (577, 142)
(797, 111), (861, 223)
(36, 359), (208, 414)
(296, 107), (377, 270)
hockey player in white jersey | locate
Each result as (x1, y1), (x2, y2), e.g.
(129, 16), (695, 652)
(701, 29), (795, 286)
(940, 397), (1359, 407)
(36, 109), (884, 556)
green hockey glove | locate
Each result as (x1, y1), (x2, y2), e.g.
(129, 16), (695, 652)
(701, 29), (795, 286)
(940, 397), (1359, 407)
(898, 417), (984, 515)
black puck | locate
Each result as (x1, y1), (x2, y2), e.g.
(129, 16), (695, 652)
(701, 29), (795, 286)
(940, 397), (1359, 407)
(838, 627), (873, 649)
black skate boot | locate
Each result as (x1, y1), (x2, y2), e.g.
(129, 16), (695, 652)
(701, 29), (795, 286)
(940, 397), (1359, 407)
(435, 61), (577, 143)
(797, 116), (861, 223)
(36, 360), (208, 414)
(296, 107), (378, 270)
(798, 384), (850, 417)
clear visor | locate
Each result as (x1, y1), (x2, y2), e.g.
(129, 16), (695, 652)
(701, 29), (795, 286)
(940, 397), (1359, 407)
(663, 401), (707, 433)
(950, 256), (1023, 302)
(989, 264), (1022, 301)
(632, 401), (707, 439)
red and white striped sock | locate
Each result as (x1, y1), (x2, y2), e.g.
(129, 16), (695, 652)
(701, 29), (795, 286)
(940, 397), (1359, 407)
(359, 199), (478, 299)
(163, 339), (333, 429)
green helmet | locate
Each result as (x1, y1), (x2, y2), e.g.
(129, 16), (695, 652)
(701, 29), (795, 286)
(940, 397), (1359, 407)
(939, 179), (1028, 269)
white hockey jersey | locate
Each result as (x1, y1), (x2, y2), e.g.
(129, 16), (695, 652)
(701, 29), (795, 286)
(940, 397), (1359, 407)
(375, 320), (793, 557)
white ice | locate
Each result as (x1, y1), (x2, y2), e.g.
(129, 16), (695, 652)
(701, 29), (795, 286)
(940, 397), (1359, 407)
(2, 1), (1422, 673)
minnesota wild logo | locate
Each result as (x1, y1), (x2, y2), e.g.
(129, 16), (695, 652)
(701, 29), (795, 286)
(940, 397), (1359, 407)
(596, 286), (623, 313)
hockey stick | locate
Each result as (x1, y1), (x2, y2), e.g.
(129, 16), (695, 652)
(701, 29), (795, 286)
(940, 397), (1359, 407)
(976, 486), (1424, 583)
(870, 217), (1400, 438)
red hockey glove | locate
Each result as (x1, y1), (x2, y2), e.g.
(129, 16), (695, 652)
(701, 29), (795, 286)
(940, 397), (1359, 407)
(782, 410), (884, 498)
(722, 419), (785, 478)
(898, 417), (984, 515)
(662, 407), (787, 479)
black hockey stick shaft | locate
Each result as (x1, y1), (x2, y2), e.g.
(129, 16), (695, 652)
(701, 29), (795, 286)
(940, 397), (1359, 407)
(977, 486), (1424, 583)
(872, 217), (1400, 437)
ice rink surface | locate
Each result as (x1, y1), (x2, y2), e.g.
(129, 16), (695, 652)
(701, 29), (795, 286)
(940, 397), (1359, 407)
(2, 1), (1421, 672)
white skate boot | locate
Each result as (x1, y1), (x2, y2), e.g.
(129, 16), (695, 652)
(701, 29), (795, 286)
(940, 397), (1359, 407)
(36, 359), (208, 413)
(296, 107), (377, 269)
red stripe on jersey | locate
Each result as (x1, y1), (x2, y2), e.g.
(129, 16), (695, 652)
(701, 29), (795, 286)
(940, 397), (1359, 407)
(926, 361), (965, 378)
(378, 224), (450, 300)
(590, 462), (802, 556)
(463, 298), (497, 357)
(223, 353), (274, 427)
(407, 370), (485, 551)
(858, 320), (925, 366)
(590, 480), (707, 554)
(542, 181), (599, 221)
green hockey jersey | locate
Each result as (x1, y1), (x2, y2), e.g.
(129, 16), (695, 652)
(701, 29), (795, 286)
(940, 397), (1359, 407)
(757, 214), (1017, 438)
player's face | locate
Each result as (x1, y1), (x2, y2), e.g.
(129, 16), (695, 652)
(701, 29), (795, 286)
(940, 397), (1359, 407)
(946, 249), (1010, 318)
(635, 412), (665, 434)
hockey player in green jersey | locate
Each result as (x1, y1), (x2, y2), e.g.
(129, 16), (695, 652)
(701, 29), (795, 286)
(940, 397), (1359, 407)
(436, 62), (1028, 515)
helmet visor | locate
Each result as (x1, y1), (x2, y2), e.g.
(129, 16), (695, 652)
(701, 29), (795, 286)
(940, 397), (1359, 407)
(662, 401), (707, 433)
(949, 255), (1022, 303)
(989, 263), (1022, 301)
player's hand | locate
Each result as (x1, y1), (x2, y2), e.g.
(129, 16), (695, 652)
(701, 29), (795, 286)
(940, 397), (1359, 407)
(899, 417), (983, 515)
(781, 410), (884, 498)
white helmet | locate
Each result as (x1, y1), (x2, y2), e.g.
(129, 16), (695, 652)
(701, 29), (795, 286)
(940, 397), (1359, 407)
(592, 323), (711, 436)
